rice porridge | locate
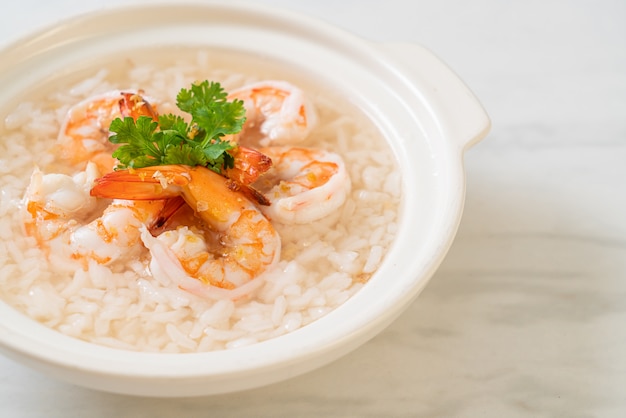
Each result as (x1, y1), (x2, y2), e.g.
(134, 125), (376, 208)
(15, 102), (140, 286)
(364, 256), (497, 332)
(0, 48), (400, 353)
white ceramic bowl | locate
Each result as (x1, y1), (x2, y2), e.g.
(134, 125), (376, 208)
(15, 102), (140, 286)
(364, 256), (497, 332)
(0, 1), (489, 397)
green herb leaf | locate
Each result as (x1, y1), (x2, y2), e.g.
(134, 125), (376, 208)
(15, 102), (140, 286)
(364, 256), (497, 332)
(110, 116), (161, 169)
(108, 81), (246, 171)
(176, 81), (247, 147)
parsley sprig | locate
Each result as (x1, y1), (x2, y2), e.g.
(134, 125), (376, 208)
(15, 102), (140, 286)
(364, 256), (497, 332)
(109, 81), (246, 172)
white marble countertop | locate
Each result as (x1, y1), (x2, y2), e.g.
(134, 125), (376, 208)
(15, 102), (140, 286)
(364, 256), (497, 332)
(1, 0), (625, 416)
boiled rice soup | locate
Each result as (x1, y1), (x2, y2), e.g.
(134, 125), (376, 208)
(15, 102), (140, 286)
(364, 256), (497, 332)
(0, 48), (400, 352)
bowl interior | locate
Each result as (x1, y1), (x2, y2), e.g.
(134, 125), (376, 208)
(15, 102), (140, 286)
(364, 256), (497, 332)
(0, 2), (465, 396)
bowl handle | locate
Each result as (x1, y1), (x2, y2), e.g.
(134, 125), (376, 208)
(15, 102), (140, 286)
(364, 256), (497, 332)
(377, 42), (491, 151)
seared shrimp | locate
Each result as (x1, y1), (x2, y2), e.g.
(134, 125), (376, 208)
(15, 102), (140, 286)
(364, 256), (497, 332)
(254, 147), (351, 224)
(227, 80), (318, 147)
(57, 90), (158, 173)
(90, 165), (281, 297)
(22, 162), (166, 265)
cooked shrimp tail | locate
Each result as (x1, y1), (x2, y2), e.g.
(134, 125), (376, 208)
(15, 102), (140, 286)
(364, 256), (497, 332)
(224, 146), (273, 185)
(149, 196), (187, 233)
(90, 168), (183, 200)
(119, 91), (159, 121)
(223, 146), (273, 206)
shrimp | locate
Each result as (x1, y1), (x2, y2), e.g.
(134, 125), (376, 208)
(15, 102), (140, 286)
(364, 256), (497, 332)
(69, 199), (167, 266)
(224, 146), (273, 186)
(23, 162), (102, 243)
(253, 146), (351, 224)
(222, 145), (273, 207)
(56, 90), (158, 173)
(106, 146), (275, 235)
(90, 165), (281, 298)
(227, 80), (318, 147)
(23, 162), (166, 266)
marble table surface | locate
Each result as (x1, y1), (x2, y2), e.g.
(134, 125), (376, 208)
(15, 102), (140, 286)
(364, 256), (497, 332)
(1, 0), (625, 416)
